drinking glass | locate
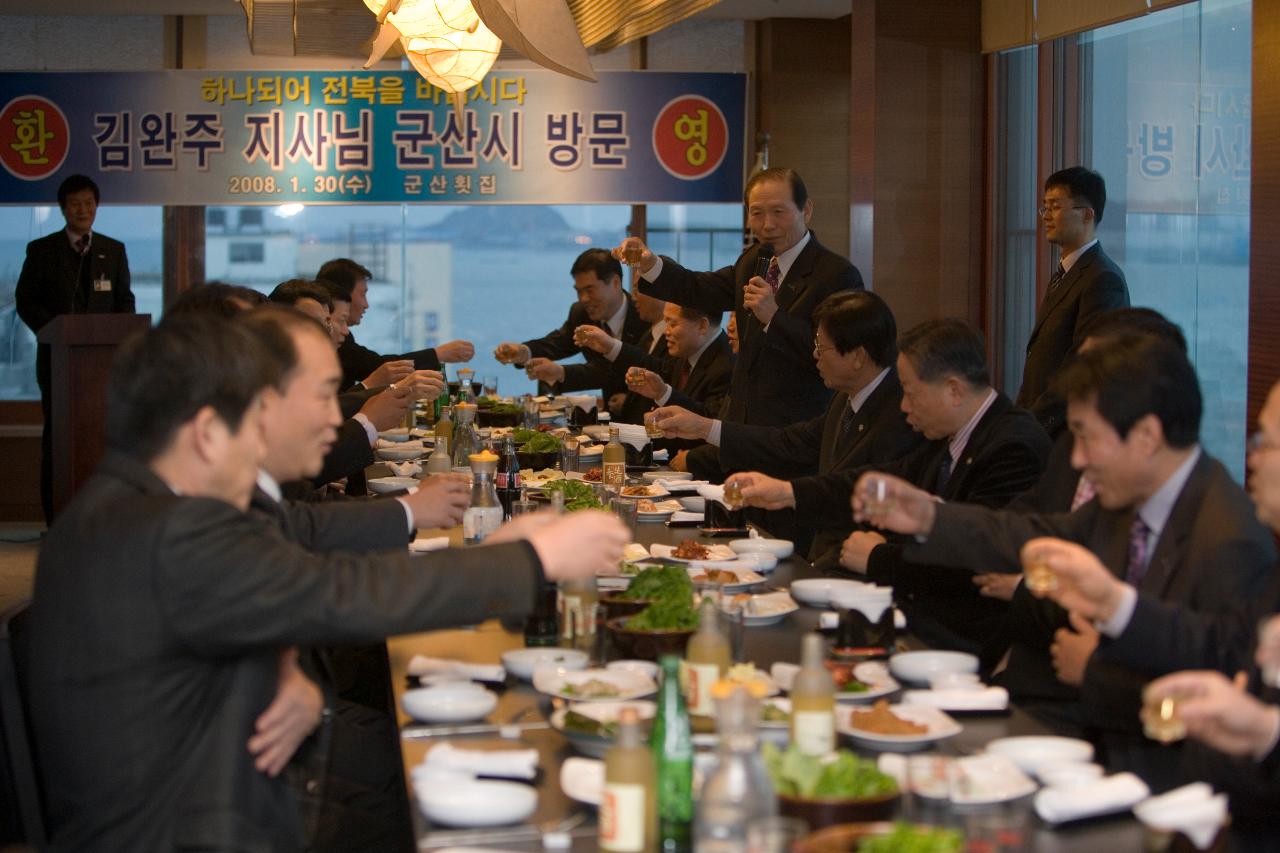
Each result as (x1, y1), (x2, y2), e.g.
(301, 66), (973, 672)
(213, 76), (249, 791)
(645, 410), (665, 439)
(1024, 558), (1058, 594)
(1141, 693), (1188, 743)
(624, 242), (644, 267)
(610, 497), (639, 536)
(718, 595), (746, 663)
(559, 438), (580, 473)
(482, 375), (498, 398)
(722, 479), (745, 511)
(859, 474), (894, 517)
(745, 816), (808, 853)
(522, 395), (540, 429)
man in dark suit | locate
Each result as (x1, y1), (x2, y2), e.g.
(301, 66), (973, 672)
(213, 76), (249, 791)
(857, 334), (1275, 786)
(317, 257), (474, 392)
(15, 174), (135, 523)
(653, 291), (921, 572)
(1018, 167), (1129, 438)
(26, 314), (627, 851)
(608, 288), (669, 423)
(494, 248), (649, 403)
(618, 167), (864, 436)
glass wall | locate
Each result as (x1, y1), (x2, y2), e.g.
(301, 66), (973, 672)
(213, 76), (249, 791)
(994, 0), (1252, 478)
(0, 205), (163, 400)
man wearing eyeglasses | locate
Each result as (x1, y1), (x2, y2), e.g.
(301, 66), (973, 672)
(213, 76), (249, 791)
(1018, 166), (1129, 439)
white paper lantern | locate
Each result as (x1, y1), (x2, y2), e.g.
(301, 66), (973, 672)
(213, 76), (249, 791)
(363, 0), (481, 39)
(402, 18), (502, 97)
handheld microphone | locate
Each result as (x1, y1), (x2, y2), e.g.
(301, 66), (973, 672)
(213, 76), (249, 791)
(754, 244), (775, 280)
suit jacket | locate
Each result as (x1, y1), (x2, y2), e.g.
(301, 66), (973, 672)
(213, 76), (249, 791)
(906, 453), (1276, 783)
(338, 331), (441, 392)
(639, 234), (863, 428)
(719, 369), (921, 569)
(311, 419), (375, 488)
(15, 230), (134, 390)
(28, 453), (545, 852)
(616, 326), (670, 424)
(613, 330), (734, 421)
(1016, 243), (1128, 437)
(522, 295), (648, 398)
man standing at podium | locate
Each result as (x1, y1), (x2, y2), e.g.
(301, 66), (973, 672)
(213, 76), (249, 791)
(16, 174), (135, 524)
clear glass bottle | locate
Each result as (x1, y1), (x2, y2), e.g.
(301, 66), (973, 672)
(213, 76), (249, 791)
(462, 452), (503, 544)
(652, 656), (693, 853)
(425, 435), (452, 476)
(684, 597), (731, 720)
(604, 426), (627, 491)
(434, 404), (454, 446)
(789, 633), (836, 756)
(559, 575), (599, 654)
(451, 405), (479, 468)
(694, 687), (777, 852)
(601, 707), (658, 853)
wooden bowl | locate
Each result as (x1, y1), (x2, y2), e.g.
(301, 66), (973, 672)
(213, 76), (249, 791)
(477, 408), (522, 428)
(516, 449), (560, 471)
(600, 592), (651, 621)
(606, 616), (695, 661)
(778, 790), (900, 833)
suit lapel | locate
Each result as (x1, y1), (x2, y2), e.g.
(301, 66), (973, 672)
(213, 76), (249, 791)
(940, 394), (1009, 500)
(1027, 244), (1102, 348)
(774, 234), (820, 314)
(1139, 456), (1208, 600)
(684, 332), (729, 396)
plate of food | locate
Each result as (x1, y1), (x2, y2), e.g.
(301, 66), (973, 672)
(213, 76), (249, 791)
(618, 483), (671, 499)
(772, 660), (901, 703)
(837, 700), (962, 751)
(650, 541), (737, 563)
(734, 591), (800, 626)
(533, 667), (657, 702)
(636, 499), (683, 521)
(550, 700), (657, 758)
(687, 566), (766, 593)
(520, 468), (563, 487)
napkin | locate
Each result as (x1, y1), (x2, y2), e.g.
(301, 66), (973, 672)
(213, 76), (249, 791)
(425, 742), (539, 780)
(1034, 772), (1149, 824)
(670, 511), (704, 524)
(818, 609), (908, 630)
(410, 536), (450, 553)
(902, 686), (1010, 712)
(1133, 783), (1228, 850)
(615, 424), (650, 451)
(565, 395), (596, 413)
(408, 655), (506, 683)
(652, 448), (670, 462)
(387, 461), (423, 477)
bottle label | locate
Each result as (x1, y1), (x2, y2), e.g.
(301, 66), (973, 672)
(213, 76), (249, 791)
(462, 506), (503, 542)
(604, 461), (626, 488)
(558, 593), (598, 642)
(600, 782), (647, 852)
(496, 472), (508, 489)
(792, 709), (835, 755)
(682, 662), (719, 717)
(510, 471), (521, 489)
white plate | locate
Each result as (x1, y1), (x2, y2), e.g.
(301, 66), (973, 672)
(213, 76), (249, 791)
(521, 468), (564, 487)
(686, 565), (765, 593)
(729, 538), (794, 559)
(550, 700), (658, 758)
(379, 428), (413, 442)
(401, 684), (497, 723)
(500, 648), (589, 681)
(578, 444), (604, 457)
(759, 696), (793, 729)
(412, 770), (537, 827)
(837, 704), (962, 752)
(771, 660), (901, 703)
(985, 736), (1095, 777)
(535, 667), (657, 702)
(376, 445), (427, 462)
(889, 651), (980, 685)
(739, 591), (799, 626)
(581, 425), (613, 441)
(636, 499), (684, 522)
(788, 578), (876, 607)
(618, 483), (671, 499)
(948, 754), (1038, 804)
(643, 470), (693, 483)
(650, 542), (737, 563)
(560, 757), (604, 806)
(606, 660), (661, 681)
(367, 476), (419, 494)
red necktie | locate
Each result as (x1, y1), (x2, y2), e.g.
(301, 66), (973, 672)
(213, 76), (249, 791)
(765, 257), (781, 294)
(676, 362), (691, 391)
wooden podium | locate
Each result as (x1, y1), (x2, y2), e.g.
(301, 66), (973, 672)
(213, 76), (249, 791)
(37, 314), (151, 516)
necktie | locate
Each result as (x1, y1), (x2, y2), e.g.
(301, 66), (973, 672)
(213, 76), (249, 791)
(839, 405), (856, 438)
(935, 452), (953, 493)
(1126, 515), (1152, 588)
(1069, 475), (1096, 511)
(75, 233), (89, 256)
(765, 257), (781, 294)
(1048, 263), (1066, 292)
(676, 362), (691, 391)
(601, 321), (613, 338)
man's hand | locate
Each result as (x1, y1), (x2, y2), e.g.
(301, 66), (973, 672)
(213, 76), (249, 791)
(1020, 537), (1127, 622)
(527, 511), (629, 582)
(402, 369), (446, 402)
(839, 530), (887, 574)
(400, 473), (471, 529)
(525, 357), (565, 385)
(1051, 612), (1099, 687)
(669, 450), (690, 473)
(494, 342), (531, 365)
(607, 393), (628, 415)
(651, 406), (712, 440)
(1145, 670), (1280, 758)
(625, 367), (667, 401)
(435, 339), (475, 363)
(249, 648), (323, 778)
(612, 238), (658, 275)
(359, 385), (412, 432)
(485, 511), (555, 545)
(851, 472), (936, 534)
(734, 471), (796, 510)
(743, 276), (779, 325)
(973, 572), (1022, 601)
(573, 325), (616, 355)
(1257, 615), (1280, 677)
(364, 359), (414, 389)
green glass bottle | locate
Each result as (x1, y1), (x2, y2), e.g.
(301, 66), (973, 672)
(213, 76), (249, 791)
(651, 655), (693, 853)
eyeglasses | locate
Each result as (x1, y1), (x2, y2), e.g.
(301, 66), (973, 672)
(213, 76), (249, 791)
(1249, 431), (1277, 454)
(812, 337), (833, 357)
(1037, 203), (1089, 217)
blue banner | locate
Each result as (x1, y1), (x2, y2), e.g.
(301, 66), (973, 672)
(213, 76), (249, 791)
(0, 70), (746, 205)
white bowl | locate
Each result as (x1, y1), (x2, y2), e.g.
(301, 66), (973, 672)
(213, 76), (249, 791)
(413, 774), (537, 827)
(401, 684), (497, 723)
(644, 470), (693, 483)
(985, 736), (1095, 776)
(927, 672), (983, 691)
(1038, 762), (1105, 789)
(367, 476), (419, 494)
(732, 552), (778, 573)
(606, 659), (660, 681)
(501, 648), (589, 681)
(789, 578), (875, 607)
(829, 586), (893, 611)
(889, 651), (979, 684)
(379, 428), (412, 442)
(729, 538), (794, 559)
(678, 496), (706, 513)
(376, 446), (426, 462)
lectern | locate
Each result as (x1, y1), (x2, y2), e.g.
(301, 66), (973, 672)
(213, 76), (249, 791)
(37, 314), (151, 516)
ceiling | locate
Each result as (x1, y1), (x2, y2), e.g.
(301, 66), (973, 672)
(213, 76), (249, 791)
(0, 0), (851, 19)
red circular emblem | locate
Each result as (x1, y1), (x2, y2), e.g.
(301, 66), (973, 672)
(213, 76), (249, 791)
(0, 96), (70, 181)
(652, 95), (728, 181)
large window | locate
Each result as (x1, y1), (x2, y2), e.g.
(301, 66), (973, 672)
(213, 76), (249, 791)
(993, 0), (1252, 478)
(0, 205), (163, 400)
